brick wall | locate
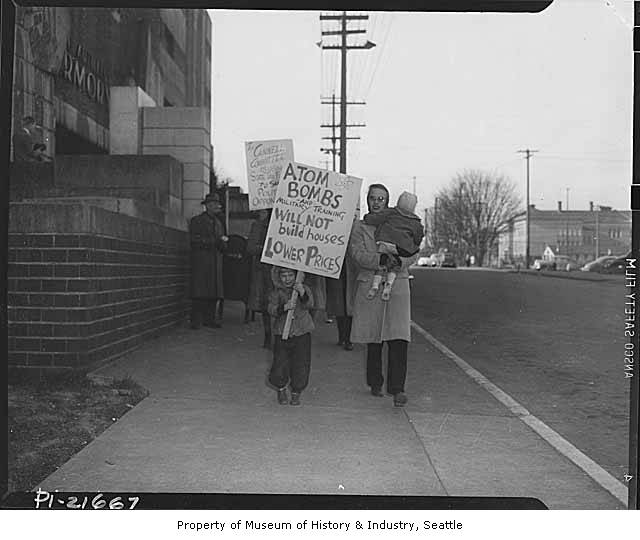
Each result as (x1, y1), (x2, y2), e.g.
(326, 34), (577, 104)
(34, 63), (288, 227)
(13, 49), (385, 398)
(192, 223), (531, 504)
(8, 202), (190, 372)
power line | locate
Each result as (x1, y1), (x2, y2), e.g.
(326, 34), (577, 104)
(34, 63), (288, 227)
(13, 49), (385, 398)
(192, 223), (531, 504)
(361, 19), (385, 99)
(363, 14), (394, 100)
(354, 13), (376, 99)
(351, 15), (370, 99)
(536, 155), (629, 163)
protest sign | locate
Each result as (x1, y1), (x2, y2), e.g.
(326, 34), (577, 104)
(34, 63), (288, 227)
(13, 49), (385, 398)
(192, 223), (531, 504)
(261, 161), (362, 279)
(245, 139), (294, 210)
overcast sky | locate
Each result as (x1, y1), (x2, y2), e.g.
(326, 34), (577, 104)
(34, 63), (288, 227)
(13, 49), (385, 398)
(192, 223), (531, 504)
(210, 1), (632, 217)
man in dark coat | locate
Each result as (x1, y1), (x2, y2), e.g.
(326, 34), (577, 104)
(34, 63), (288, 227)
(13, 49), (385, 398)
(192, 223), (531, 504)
(12, 116), (38, 162)
(190, 192), (228, 329)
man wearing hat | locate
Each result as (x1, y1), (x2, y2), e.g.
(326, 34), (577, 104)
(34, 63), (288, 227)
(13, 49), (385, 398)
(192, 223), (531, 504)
(189, 192), (229, 329)
(12, 116), (38, 162)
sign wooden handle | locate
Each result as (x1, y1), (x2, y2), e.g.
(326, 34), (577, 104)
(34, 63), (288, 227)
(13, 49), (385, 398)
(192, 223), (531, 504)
(282, 271), (304, 340)
(225, 189), (230, 233)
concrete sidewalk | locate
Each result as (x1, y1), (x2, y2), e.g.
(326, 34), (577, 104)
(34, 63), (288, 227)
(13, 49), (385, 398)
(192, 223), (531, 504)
(39, 303), (624, 509)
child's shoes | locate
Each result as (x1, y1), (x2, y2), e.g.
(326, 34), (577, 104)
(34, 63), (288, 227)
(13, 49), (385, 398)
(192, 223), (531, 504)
(393, 392), (408, 407)
(277, 387), (288, 405)
(381, 283), (392, 301)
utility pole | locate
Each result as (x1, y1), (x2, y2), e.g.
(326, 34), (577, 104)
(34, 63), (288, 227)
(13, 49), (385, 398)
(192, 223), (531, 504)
(595, 204), (600, 258)
(322, 93), (337, 171)
(320, 93), (366, 171)
(424, 208), (428, 245)
(319, 12), (375, 174)
(517, 149), (538, 268)
(476, 201), (483, 265)
(565, 187), (570, 257)
(413, 176), (416, 195)
(320, 94), (366, 171)
(433, 197), (439, 251)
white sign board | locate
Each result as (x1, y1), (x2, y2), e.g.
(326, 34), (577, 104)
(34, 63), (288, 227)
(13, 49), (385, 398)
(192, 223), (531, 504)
(245, 139), (294, 210)
(261, 161), (362, 278)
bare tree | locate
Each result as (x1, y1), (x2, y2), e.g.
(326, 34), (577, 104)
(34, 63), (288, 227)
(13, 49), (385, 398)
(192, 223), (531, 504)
(423, 206), (439, 254)
(431, 170), (522, 266)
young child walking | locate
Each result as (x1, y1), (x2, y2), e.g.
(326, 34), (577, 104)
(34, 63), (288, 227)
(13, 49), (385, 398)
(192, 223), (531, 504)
(267, 266), (315, 406)
(363, 191), (424, 301)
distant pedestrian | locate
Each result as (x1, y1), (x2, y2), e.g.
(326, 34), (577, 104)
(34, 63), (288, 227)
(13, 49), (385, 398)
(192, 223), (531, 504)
(267, 267), (315, 406)
(465, 254), (471, 267)
(349, 183), (417, 407)
(247, 209), (274, 348)
(12, 116), (38, 162)
(189, 192), (228, 329)
(363, 190), (423, 301)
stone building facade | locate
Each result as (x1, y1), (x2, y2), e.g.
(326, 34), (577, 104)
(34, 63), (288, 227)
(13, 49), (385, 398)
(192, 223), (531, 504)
(8, 7), (213, 373)
(12, 7), (211, 157)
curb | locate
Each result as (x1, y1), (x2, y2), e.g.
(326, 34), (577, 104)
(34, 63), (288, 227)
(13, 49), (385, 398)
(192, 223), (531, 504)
(507, 269), (621, 283)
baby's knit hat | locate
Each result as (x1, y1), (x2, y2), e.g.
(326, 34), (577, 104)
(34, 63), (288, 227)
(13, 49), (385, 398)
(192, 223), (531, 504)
(397, 191), (418, 213)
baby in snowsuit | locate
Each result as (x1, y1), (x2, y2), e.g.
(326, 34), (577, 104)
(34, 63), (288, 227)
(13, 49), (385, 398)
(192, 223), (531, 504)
(363, 191), (424, 301)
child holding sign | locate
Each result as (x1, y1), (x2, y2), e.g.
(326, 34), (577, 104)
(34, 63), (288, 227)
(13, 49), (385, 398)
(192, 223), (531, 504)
(267, 267), (315, 406)
(363, 191), (424, 301)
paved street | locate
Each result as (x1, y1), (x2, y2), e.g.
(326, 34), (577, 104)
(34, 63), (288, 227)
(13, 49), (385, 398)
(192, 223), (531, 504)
(410, 266), (630, 482)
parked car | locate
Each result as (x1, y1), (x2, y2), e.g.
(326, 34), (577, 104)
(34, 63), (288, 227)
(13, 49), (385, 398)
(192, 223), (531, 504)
(438, 252), (457, 268)
(553, 255), (580, 272)
(533, 258), (555, 271)
(580, 256), (617, 272)
(600, 252), (632, 274)
(417, 254), (440, 267)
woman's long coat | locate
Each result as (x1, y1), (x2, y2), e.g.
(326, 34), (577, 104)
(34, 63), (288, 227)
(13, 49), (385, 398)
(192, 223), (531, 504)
(348, 220), (417, 343)
(189, 211), (226, 299)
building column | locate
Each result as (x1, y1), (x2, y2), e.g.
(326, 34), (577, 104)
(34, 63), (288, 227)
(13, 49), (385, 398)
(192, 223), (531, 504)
(141, 106), (211, 219)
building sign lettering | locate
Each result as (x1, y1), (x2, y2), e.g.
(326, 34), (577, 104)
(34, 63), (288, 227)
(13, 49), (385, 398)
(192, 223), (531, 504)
(59, 43), (110, 105)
